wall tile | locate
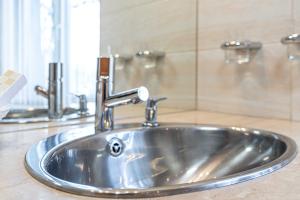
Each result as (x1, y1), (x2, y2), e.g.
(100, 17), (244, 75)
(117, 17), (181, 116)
(296, 25), (300, 33)
(294, 0), (300, 24)
(100, 0), (157, 15)
(197, 44), (291, 119)
(114, 51), (197, 109)
(289, 0), (300, 120)
(291, 60), (300, 121)
(148, 52), (196, 109)
(101, 0), (197, 54)
(295, 17), (300, 33)
(101, 0), (298, 120)
(198, 0), (292, 27)
(198, 0), (293, 50)
(198, 20), (293, 50)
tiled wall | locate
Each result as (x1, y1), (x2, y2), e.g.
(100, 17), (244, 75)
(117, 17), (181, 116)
(100, 0), (197, 110)
(291, 1), (300, 121)
(196, 0), (300, 121)
(197, 0), (294, 120)
(101, 0), (300, 120)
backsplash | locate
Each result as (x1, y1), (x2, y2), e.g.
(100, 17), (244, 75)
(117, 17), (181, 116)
(101, 0), (300, 121)
(100, 0), (197, 110)
(197, 0), (298, 120)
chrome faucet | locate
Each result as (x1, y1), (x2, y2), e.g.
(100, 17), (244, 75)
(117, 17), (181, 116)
(95, 57), (149, 132)
(75, 94), (88, 114)
(35, 63), (63, 119)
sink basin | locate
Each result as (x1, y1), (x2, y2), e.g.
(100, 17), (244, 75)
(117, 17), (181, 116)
(0, 107), (93, 124)
(25, 123), (297, 198)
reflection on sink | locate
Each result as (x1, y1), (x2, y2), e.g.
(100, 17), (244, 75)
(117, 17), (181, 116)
(1, 107), (94, 123)
(25, 123), (297, 198)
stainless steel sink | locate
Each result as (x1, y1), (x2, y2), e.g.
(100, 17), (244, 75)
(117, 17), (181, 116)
(0, 107), (93, 124)
(25, 123), (297, 198)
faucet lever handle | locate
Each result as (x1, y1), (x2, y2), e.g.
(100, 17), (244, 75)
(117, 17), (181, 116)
(147, 97), (167, 108)
(34, 85), (48, 99)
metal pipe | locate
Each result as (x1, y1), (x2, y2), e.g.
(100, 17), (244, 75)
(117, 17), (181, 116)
(48, 63), (63, 119)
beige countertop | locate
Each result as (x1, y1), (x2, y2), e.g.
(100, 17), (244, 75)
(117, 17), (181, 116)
(0, 110), (299, 200)
(0, 106), (185, 134)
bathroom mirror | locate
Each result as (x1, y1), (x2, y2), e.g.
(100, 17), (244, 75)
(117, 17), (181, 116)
(0, 0), (197, 131)
(100, 1), (197, 117)
(0, 0), (100, 131)
(0, 0), (100, 108)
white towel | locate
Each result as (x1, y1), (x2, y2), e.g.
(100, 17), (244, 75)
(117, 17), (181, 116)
(0, 70), (27, 119)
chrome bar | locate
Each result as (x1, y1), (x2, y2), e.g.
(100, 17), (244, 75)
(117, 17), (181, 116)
(136, 50), (165, 58)
(281, 34), (300, 44)
(221, 40), (262, 50)
(113, 54), (133, 62)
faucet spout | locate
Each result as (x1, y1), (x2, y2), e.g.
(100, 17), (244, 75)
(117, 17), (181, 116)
(105, 87), (149, 108)
(95, 57), (149, 132)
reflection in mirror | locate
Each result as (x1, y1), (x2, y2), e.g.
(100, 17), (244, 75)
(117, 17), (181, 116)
(0, 0), (99, 126)
(0, 0), (197, 129)
(100, 1), (197, 117)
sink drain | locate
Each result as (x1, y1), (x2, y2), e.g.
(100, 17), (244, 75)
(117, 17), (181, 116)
(107, 138), (124, 157)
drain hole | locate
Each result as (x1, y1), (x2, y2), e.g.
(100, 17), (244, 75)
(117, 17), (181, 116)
(112, 143), (121, 154)
(107, 138), (124, 157)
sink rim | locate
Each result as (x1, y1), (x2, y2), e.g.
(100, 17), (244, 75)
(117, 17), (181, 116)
(24, 123), (298, 198)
